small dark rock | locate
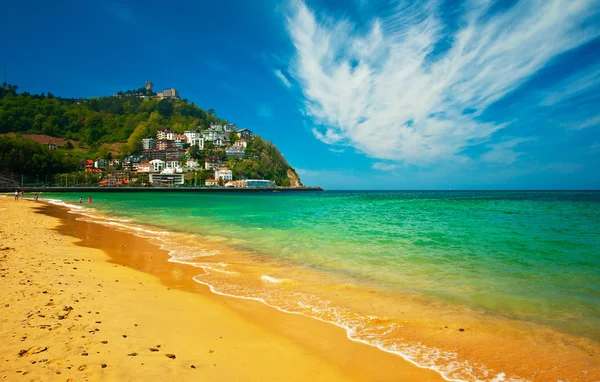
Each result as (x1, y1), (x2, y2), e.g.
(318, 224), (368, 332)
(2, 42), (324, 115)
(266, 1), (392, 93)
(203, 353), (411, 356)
(128, 352), (138, 357)
(101, 341), (108, 344)
(165, 354), (176, 359)
(122, 335), (127, 338)
(81, 352), (88, 356)
(18, 349), (27, 357)
(459, 328), (465, 332)
(208, 350), (214, 354)
(149, 348), (159, 352)
(101, 364), (107, 368)
(190, 365), (196, 369)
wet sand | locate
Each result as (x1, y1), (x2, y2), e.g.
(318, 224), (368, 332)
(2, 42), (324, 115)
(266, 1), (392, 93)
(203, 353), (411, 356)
(0, 197), (442, 381)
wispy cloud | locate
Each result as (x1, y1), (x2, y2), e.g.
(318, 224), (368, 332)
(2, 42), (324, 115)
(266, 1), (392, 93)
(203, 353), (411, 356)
(565, 115), (600, 131)
(329, 147), (345, 153)
(257, 104), (274, 118)
(481, 137), (536, 165)
(274, 69), (292, 88)
(285, 0), (600, 165)
(372, 162), (398, 171)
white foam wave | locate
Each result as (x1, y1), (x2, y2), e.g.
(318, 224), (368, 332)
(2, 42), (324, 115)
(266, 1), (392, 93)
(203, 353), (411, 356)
(260, 275), (285, 283)
(190, 275), (523, 382)
(42, 194), (519, 381)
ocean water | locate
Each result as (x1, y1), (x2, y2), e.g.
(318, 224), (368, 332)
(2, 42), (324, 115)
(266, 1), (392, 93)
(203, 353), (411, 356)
(41, 191), (600, 380)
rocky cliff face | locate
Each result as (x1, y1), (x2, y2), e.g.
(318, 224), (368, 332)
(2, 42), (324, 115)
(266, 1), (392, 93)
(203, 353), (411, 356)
(287, 169), (302, 188)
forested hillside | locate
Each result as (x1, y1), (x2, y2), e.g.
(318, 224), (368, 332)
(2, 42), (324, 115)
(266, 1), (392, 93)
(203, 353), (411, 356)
(0, 83), (301, 186)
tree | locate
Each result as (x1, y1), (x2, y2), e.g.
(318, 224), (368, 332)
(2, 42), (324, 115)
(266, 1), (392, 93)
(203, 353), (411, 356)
(207, 108), (216, 116)
(157, 99), (174, 117)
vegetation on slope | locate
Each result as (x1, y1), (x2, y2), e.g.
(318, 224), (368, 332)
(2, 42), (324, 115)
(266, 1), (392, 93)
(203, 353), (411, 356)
(0, 83), (301, 186)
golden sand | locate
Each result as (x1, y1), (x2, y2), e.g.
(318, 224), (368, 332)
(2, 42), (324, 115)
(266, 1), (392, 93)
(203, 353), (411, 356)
(0, 197), (442, 381)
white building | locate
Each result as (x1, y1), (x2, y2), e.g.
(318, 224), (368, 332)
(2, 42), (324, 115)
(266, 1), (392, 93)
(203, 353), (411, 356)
(202, 128), (225, 142)
(150, 159), (165, 173)
(214, 168), (233, 182)
(142, 138), (156, 150)
(214, 137), (227, 147)
(184, 130), (204, 148)
(165, 160), (180, 170)
(186, 159), (199, 168)
(225, 180), (246, 188)
(233, 140), (247, 149)
(149, 173), (184, 185)
(137, 162), (152, 173)
(205, 179), (219, 187)
(156, 128), (174, 141)
(94, 158), (107, 170)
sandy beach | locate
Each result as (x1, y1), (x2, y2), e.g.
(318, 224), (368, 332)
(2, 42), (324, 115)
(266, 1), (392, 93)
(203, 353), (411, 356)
(0, 196), (443, 381)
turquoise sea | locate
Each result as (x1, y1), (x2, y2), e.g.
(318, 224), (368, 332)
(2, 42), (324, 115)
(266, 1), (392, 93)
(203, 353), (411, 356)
(41, 190), (600, 380)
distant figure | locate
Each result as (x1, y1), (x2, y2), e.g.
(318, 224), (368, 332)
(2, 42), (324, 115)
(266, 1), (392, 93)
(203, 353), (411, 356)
(79, 196), (83, 204)
(14, 190), (18, 201)
(88, 196), (92, 204)
(35, 193), (39, 202)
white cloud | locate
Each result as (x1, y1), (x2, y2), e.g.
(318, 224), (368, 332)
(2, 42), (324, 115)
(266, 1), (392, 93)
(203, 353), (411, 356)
(481, 137), (536, 165)
(567, 115), (600, 130)
(372, 162), (398, 171)
(285, 0), (600, 164)
(539, 66), (600, 107)
(274, 69), (292, 88)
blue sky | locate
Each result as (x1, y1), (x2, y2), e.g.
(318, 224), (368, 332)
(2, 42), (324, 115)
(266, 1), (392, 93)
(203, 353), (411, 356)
(2, 0), (599, 189)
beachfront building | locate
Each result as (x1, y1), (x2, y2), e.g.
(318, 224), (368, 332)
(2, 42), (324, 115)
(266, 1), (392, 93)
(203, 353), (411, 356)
(215, 168), (233, 182)
(165, 160), (180, 170)
(137, 162), (152, 173)
(225, 180), (246, 188)
(238, 128), (253, 140)
(149, 173), (184, 186)
(225, 146), (246, 158)
(122, 154), (146, 171)
(204, 156), (222, 170)
(94, 158), (107, 170)
(47, 143), (58, 149)
(157, 128), (175, 141)
(150, 159), (165, 173)
(204, 179), (219, 187)
(246, 179), (276, 188)
(142, 138), (156, 150)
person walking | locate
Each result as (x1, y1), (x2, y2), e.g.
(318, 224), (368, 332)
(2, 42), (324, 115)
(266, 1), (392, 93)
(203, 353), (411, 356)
(88, 196), (92, 204)
(79, 196), (83, 204)
(35, 193), (39, 202)
(14, 190), (18, 201)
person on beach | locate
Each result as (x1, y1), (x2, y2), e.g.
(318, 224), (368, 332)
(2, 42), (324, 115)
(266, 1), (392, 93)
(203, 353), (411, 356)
(14, 190), (18, 201)
(35, 193), (39, 202)
(79, 196), (83, 204)
(88, 196), (92, 204)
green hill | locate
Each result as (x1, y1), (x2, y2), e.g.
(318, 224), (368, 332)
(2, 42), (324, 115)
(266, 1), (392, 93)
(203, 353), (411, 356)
(0, 83), (301, 187)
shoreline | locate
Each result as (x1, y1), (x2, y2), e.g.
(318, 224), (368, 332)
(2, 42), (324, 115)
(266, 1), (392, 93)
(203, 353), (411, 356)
(0, 197), (441, 381)
(0, 186), (324, 193)
(3, 195), (600, 381)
